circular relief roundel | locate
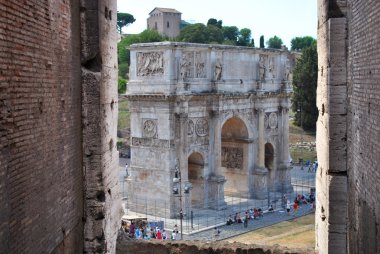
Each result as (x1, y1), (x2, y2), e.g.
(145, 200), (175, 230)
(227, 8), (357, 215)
(268, 112), (278, 129)
(195, 119), (209, 137)
(143, 120), (156, 138)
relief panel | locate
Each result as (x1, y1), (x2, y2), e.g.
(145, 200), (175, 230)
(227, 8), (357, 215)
(137, 52), (164, 76)
(221, 147), (243, 169)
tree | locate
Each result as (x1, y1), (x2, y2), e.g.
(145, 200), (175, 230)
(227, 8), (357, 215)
(205, 25), (224, 44)
(266, 35), (283, 49)
(177, 23), (208, 43)
(117, 12), (135, 34)
(237, 28), (252, 46)
(259, 35), (265, 48)
(207, 18), (222, 29)
(291, 42), (318, 131)
(290, 36), (316, 51)
(222, 26), (239, 43)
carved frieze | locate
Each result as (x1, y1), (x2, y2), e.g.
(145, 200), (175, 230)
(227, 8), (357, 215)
(214, 60), (222, 81)
(180, 52), (193, 80)
(268, 57), (275, 79)
(284, 60), (292, 81)
(131, 137), (174, 148)
(143, 119), (157, 138)
(195, 118), (209, 137)
(137, 52), (164, 76)
(221, 147), (243, 169)
(187, 119), (194, 136)
(268, 112), (278, 129)
(258, 55), (267, 80)
(195, 52), (206, 78)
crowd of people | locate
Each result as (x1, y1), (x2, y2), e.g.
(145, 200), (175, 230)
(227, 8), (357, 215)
(226, 207), (268, 227)
(125, 222), (181, 240)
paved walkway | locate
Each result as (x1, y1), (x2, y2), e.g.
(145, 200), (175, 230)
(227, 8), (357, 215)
(183, 206), (314, 241)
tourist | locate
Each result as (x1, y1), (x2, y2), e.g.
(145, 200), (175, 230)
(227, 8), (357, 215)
(162, 229), (167, 240)
(249, 208), (254, 219)
(156, 229), (162, 240)
(293, 202), (299, 216)
(286, 200), (291, 216)
(135, 227), (141, 239)
(258, 208), (263, 218)
(243, 214), (249, 228)
(226, 215), (233, 225)
(253, 209), (259, 219)
(129, 222), (135, 238)
(171, 231), (176, 240)
(214, 227), (221, 239)
(173, 224), (178, 234)
(236, 213), (242, 223)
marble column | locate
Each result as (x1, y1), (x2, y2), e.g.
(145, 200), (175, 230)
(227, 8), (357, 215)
(279, 107), (293, 194)
(252, 108), (268, 199)
(257, 108), (265, 168)
(207, 110), (226, 209)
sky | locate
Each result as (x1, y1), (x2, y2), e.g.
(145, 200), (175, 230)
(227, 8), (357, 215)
(117, 0), (317, 48)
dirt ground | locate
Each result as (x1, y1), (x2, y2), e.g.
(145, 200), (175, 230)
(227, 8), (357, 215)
(226, 214), (315, 253)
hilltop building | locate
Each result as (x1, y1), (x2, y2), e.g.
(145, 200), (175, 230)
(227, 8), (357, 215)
(147, 7), (182, 38)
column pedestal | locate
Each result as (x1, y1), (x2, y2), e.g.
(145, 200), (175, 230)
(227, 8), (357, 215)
(208, 175), (227, 210)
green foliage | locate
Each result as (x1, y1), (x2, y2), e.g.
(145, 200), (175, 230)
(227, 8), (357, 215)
(291, 42), (318, 131)
(206, 25), (224, 44)
(180, 20), (191, 29)
(291, 36), (316, 51)
(118, 77), (127, 94)
(118, 63), (129, 79)
(222, 26), (239, 42)
(266, 35), (283, 49)
(237, 28), (253, 46)
(117, 12), (135, 34)
(178, 23), (208, 43)
(207, 18), (222, 29)
(260, 35), (265, 48)
(250, 39), (255, 47)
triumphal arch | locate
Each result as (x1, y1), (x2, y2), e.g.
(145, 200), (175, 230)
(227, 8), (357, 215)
(126, 42), (295, 216)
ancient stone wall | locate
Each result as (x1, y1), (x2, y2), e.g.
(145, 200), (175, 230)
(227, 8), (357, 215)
(116, 235), (308, 254)
(0, 0), (121, 253)
(316, 0), (380, 253)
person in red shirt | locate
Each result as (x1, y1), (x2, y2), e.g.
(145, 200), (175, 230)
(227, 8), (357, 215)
(293, 202), (298, 216)
(156, 229), (162, 240)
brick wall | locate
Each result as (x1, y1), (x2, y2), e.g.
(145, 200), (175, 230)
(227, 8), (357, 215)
(0, 0), (83, 253)
(0, 0), (121, 253)
(346, 0), (380, 252)
(317, 0), (380, 253)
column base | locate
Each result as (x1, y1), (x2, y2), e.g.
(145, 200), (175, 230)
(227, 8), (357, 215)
(250, 168), (269, 200)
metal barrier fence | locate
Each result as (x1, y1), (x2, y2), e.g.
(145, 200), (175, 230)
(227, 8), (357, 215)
(119, 165), (316, 234)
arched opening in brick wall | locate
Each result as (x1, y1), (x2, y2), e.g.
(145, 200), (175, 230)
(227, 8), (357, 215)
(188, 152), (205, 208)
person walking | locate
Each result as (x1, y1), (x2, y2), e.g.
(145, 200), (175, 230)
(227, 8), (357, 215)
(293, 202), (299, 217)
(286, 200), (291, 216)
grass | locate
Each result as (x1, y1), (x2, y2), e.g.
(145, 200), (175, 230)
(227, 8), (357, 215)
(227, 214), (315, 252)
(289, 121), (317, 162)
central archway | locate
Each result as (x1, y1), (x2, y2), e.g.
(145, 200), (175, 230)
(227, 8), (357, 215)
(188, 152), (205, 207)
(221, 117), (249, 196)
